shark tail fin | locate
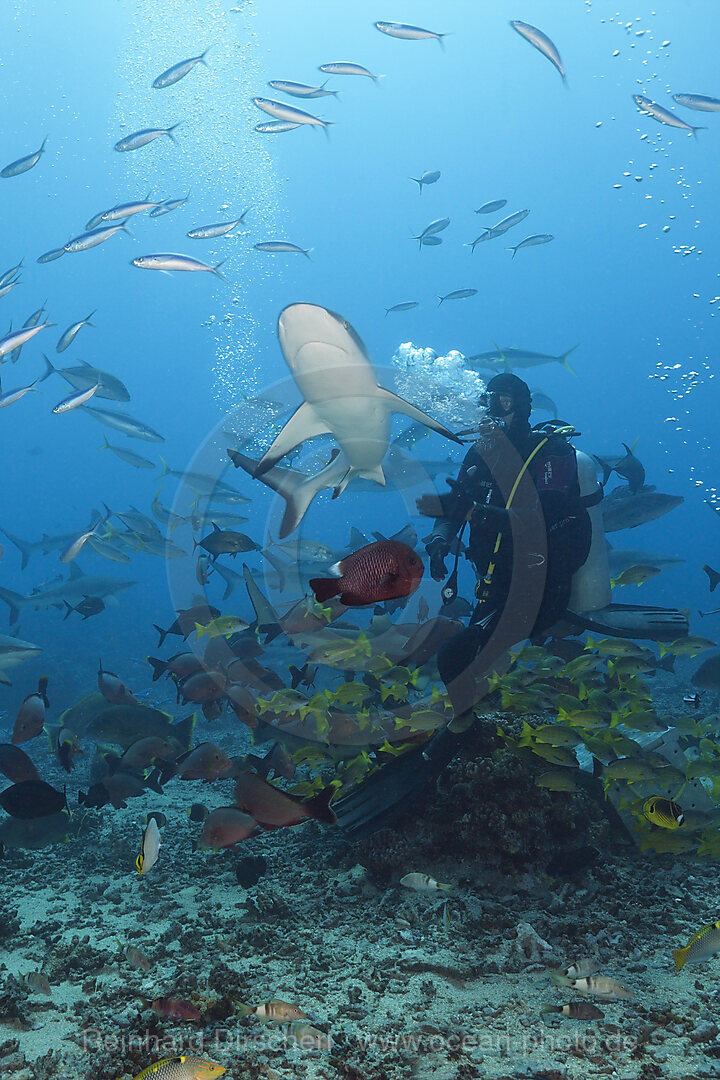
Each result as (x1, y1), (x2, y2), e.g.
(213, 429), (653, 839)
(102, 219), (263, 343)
(0, 585), (26, 625)
(0, 529), (35, 570)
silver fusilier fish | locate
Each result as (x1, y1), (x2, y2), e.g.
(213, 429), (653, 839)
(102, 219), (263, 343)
(507, 233), (554, 257)
(64, 225), (129, 253)
(479, 209), (530, 236)
(375, 21), (446, 45)
(318, 62), (381, 81)
(53, 384), (99, 414)
(114, 124), (181, 152)
(131, 253), (225, 276)
(385, 301), (420, 316)
(60, 519), (107, 563)
(510, 20), (565, 81)
(57, 312), (95, 353)
(81, 405), (165, 442)
(0, 322), (53, 360)
(0, 259), (23, 288)
(673, 93), (720, 113)
(149, 193), (189, 217)
(633, 95), (705, 135)
(252, 98), (330, 129)
(410, 169), (440, 192)
(36, 247), (65, 264)
(254, 241), (311, 258)
(86, 197), (160, 230)
(187, 213), (248, 239)
(0, 282), (19, 300)
(1, 137), (48, 178)
(437, 289), (477, 304)
(268, 80), (339, 99)
(99, 437), (155, 469)
(153, 49), (210, 89)
(476, 198), (507, 214)
(467, 227), (503, 251)
(0, 381), (40, 409)
(255, 120), (302, 134)
(411, 217), (450, 248)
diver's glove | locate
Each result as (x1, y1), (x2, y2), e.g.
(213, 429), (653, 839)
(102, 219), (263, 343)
(425, 537), (450, 581)
(472, 503), (510, 529)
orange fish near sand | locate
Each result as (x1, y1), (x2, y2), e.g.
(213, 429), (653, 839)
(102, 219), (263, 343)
(309, 540), (423, 607)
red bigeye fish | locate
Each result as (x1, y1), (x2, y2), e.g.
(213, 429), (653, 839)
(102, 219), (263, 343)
(310, 540), (423, 607)
(197, 807), (258, 850)
(12, 676), (50, 744)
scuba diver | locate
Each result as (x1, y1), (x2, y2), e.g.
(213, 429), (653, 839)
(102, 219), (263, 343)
(422, 373), (593, 731)
(333, 374), (689, 840)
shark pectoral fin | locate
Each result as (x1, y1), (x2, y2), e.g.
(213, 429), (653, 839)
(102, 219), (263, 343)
(255, 402), (332, 476)
(375, 387), (462, 444)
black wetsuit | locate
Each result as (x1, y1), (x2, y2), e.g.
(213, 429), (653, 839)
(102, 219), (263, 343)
(428, 420), (592, 717)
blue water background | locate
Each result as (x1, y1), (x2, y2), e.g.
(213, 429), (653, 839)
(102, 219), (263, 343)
(0, 0), (718, 704)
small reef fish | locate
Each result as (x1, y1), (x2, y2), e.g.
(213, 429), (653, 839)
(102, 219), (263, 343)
(310, 540), (423, 607)
(23, 971), (51, 995)
(643, 797), (684, 829)
(131, 1058), (224, 1080)
(149, 998), (202, 1021)
(98, 659), (137, 705)
(552, 973), (633, 999)
(385, 301), (420, 315)
(254, 241), (311, 258)
(255, 120), (302, 134)
(238, 999), (309, 1023)
(57, 311), (95, 353)
(268, 79), (339, 99)
(400, 873), (453, 893)
(0, 743), (40, 783)
(252, 98), (329, 129)
(674, 922), (720, 972)
(187, 214), (247, 239)
(12, 677), (50, 744)
(136, 816), (161, 875)
(541, 1002), (603, 1020)
(197, 807), (258, 850)
(508, 233), (554, 257)
(124, 945), (152, 971)
(438, 289), (478, 304)
(0, 779), (67, 819)
(52, 384), (98, 413)
(476, 199), (507, 214)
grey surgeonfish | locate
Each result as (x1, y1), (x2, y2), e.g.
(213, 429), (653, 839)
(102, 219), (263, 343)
(601, 485), (684, 533)
(510, 20), (565, 81)
(254, 303), (461, 498)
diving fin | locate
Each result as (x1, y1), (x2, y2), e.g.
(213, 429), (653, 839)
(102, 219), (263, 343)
(333, 725), (464, 840)
(563, 603), (688, 642)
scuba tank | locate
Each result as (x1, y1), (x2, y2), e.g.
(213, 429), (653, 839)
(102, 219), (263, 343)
(568, 449), (611, 613)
